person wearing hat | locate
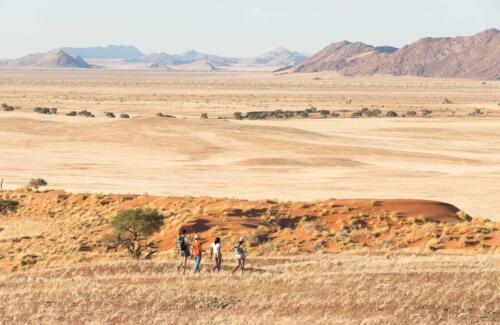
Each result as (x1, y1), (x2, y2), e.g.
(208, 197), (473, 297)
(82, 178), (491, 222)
(232, 237), (247, 274)
(191, 233), (204, 274)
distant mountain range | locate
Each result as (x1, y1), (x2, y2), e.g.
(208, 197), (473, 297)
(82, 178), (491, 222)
(1, 46), (307, 71)
(295, 28), (500, 80)
(61, 45), (144, 60)
(1, 28), (498, 78)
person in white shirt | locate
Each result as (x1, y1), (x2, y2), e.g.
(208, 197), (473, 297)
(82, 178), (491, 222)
(210, 237), (222, 273)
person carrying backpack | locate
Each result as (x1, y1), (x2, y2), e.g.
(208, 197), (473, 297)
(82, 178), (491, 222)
(232, 237), (246, 274)
(191, 233), (204, 275)
(176, 229), (190, 274)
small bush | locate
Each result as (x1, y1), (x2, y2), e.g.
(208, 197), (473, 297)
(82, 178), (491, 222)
(34, 107), (51, 114)
(386, 111), (398, 117)
(456, 210), (472, 222)
(0, 199), (19, 215)
(77, 110), (94, 118)
(233, 112), (243, 120)
(157, 113), (175, 118)
(120, 113), (130, 119)
(66, 111), (77, 116)
(1, 103), (15, 111)
(422, 109), (432, 117)
(406, 110), (417, 117)
(105, 112), (116, 118)
(200, 112), (208, 119)
(426, 238), (442, 251)
(27, 178), (48, 191)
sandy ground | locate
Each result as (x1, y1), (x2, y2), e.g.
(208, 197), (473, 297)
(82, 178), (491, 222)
(1, 71), (499, 219)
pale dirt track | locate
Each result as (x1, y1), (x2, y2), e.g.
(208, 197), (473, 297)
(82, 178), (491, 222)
(0, 71), (500, 219)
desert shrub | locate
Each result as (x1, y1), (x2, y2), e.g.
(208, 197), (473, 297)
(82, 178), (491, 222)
(106, 208), (164, 259)
(371, 109), (382, 117)
(233, 112), (243, 120)
(200, 112), (208, 119)
(422, 109), (432, 117)
(50, 108), (58, 114)
(469, 108), (483, 117)
(33, 107), (51, 114)
(456, 210), (472, 222)
(442, 98), (453, 104)
(351, 111), (362, 118)
(406, 110), (417, 117)
(78, 110), (94, 118)
(305, 106), (317, 113)
(1, 103), (15, 111)
(0, 199), (19, 215)
(319, 109), (330, 117)
(119, 113), (130, 119)
(27, 178), (48, 191)
(386, 111), (398, 117)
(157, 113), (175, 118)
(66, 111), (77, 116)
(426, 238), (442, 251)
(105, 112), (116, 118)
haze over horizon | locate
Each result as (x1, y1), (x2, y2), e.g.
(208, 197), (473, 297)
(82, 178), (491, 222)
(0, 0), (499, 59)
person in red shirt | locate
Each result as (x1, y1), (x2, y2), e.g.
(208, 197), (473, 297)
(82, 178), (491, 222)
(191, 233), (204, 274)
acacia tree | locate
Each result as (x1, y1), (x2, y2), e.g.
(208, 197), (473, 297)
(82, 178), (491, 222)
(27, 178), (48, 191)
(106, 208), (164, 259)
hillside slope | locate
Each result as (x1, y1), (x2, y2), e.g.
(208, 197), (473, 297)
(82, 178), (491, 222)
(0, 189), (498, 272)
(5, 49), (91, 69)
(296, 28), (500, 79)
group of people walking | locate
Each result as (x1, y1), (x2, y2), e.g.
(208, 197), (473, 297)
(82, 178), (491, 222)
(176, 229), (247, 275)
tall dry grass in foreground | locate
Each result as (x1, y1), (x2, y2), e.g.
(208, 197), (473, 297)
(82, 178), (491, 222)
(0, 253), (498, 324)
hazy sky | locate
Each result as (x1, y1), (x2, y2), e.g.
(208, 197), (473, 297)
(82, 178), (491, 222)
(0, 0), (498, 59)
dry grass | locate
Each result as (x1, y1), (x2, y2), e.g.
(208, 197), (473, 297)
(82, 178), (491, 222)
(0, 253), (498, 324)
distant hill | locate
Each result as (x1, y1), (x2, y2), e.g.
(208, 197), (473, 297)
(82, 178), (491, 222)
(5, 49), (92, 69)
(61, 45), (144, 60)
(172, 59), (219, 71)
(295, 41), (396, 73)
(131, 50), (238, 67)
(295, 28), (500, 80)
(251, 47), (307, 66)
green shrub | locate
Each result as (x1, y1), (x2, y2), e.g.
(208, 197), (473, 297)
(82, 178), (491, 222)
(0, 199), (19, 215)
(27, 178), (48, 191)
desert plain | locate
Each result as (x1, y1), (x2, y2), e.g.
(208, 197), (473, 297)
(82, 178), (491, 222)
(1, 70), (499, 219)
(0, 70), (499, 324)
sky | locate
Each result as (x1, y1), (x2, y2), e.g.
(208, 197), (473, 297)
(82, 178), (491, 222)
(0, 0), (498, 59)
